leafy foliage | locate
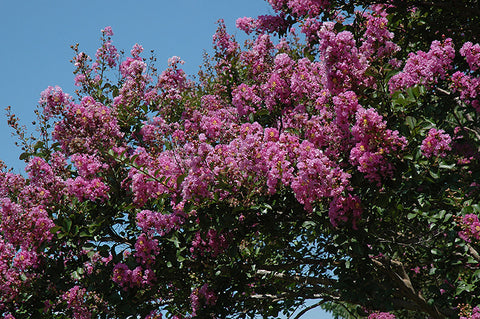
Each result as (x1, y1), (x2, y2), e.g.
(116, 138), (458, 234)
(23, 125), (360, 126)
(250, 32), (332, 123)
(1, 1), (480, 319)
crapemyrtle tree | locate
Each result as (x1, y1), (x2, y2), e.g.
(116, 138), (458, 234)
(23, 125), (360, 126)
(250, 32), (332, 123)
(1, 0), (480, 318)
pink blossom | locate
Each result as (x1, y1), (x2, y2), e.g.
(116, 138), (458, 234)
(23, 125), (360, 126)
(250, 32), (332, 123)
(213, 19), (239, 56)
(66, 176), (109, 202)
(368, 312), (396, 319)
(318, 22), (370, 94)
(256, 14), (289, 34)
(101, 26), (114, 36)
(460, 306), (480, 319)
(52, 96), (123, 155)
(389, 38), (455, 92)
(62, 286), (92, 319)
(95, 28), (118, 68)
(74, 74), (86, 87)
(232, 84), (261, 116)
(291, 140), (351, 211)
(420, 128), (452, 158)
(262, 72), (291, 110)
(329, 194), (363, 228)
(131, 43), (144, 58)
(70, 153), (108, 177)
(360, 11), (399, 60)
(112, 263), (155, 289)
(301, 18), (322, 44)
(0, 198), (54, 249)
(350, 108), (407, 184)
(450, 71), (480, 110)
(190, 229), (229, 258)
(120, 57), (146, 78)
(240, 34), (274, 80)
(112, 263), (130, 287)
(458, 214), (480, 242)
(134, 233), (160, 265)
(460, 42), (480, 71)
(267, 0), (330, 17)
(136, 210), (182, 236)
(236, 17), (257, 34)
(39, 85), (71, 119)
(190, 284), (217, 316)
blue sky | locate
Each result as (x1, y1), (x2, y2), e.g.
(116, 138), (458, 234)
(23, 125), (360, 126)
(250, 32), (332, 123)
(0, 1), (334, 318)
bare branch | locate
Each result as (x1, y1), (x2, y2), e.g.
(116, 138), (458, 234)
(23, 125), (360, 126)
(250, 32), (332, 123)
(467, 243), (480, 262)
(255, 269), (334, 287)
(372, 257), (445, 319)
(292, 300), (328, 319)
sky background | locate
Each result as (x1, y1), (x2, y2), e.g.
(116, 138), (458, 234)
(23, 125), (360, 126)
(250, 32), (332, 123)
(0, 1), (334, 318)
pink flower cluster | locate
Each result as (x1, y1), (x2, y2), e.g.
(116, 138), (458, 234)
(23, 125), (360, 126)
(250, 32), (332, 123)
(236, 15), (288, 35)
(450, 42), (480, 110)
(420, 128), (452, 158)
(62, 286), (91, 319)
(460, 42), (480, 71)
(239, 33), (275, 80)
(213, 19), (239, 56)
(128, 149), (181, 206)
(39, 85), (71, 119)
(318, 22), (370, 94)
(329, 194), (363, 228)
(451, 71), (480, 110)
(66, 176), (109, 202)
(25, 156), (67, 203)
(389, 38), (455, 92)
(136, 210), (182, 237)
(95, 27), (119, 68)
(461, 307), (480, 319)
(458, 214), (480, 242)
(0, 239), (21, 306)
(232, 84), (262, 116)
(71, 153), (108, 177)
(120, 57), (146, 78)
(233, 53), (324, 114)
(112, 263), (156, 289)
(291, 140), (350, 211)
(156, 56), (189, 107)
(53, 96), (123, 155)
(190, 284), (217, 316)
(360, 13), (399, 60)
(301, 18), (322, 45)
(290, 57), (323, 101)
(101, 26), (113, 36)
(0, 198), (54, 250)
(0, 164), (58, 306)
(112, 45), (151, 109)
(134, 233), (160, 265)
(350, 108), (407, 184)
(368, 312), (396, 319)
(267, 0), (330, 17)
(190, 229), (229, 258)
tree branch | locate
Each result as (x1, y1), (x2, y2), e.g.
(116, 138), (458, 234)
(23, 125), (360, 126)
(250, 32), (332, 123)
(255, 269), (334, 287)
(467, 243), (480, 262)
(371, 257), (445, 319)
(292, 300), (328, 319)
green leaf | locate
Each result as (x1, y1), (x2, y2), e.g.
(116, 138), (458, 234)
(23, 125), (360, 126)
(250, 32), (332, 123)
(176, 173), (187, 189)
(429, 170), (439, 179)
(19, 152), (30, 161)
(405, 116), (417, 130)
(407, 212), (417, 219)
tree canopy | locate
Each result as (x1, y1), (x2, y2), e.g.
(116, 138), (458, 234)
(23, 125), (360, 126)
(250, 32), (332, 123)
(1, 0), (480, 318)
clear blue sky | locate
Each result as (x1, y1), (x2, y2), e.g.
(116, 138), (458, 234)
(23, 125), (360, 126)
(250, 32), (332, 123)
(0, 1), (334, 318)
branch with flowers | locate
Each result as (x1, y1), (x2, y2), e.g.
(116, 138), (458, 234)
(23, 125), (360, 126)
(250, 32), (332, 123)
(2, 1), (480, 318)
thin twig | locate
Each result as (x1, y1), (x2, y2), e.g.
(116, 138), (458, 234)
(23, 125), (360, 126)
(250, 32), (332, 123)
(292, 300), (327, 319)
